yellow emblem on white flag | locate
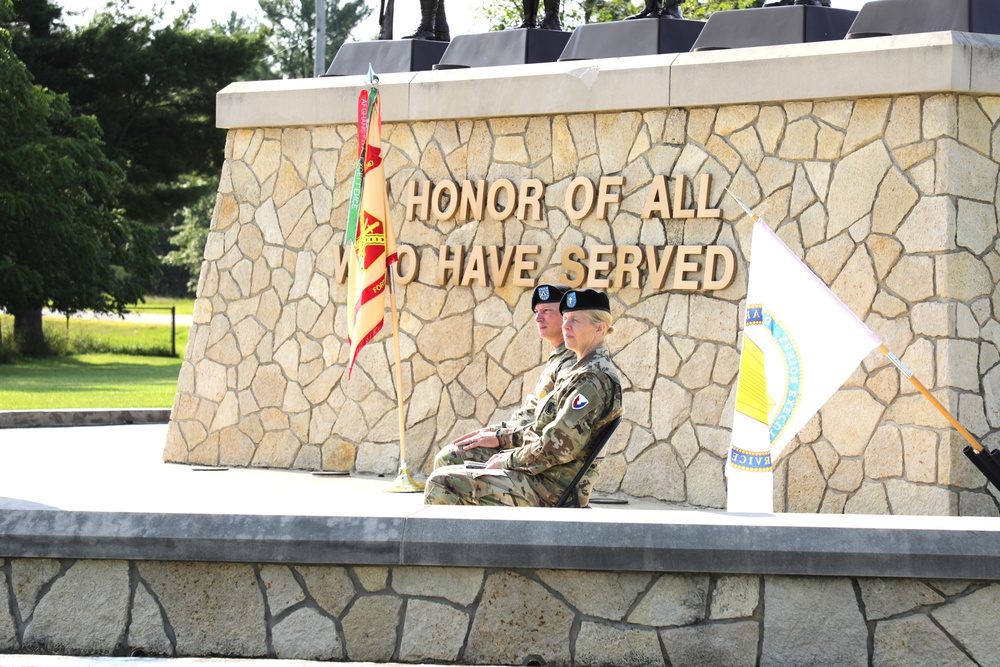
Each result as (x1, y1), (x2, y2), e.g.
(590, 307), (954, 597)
(726, 211), (881, 514)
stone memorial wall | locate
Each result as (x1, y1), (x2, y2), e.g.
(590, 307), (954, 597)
(165, 34), (1000, 516)
(3, 556), (995, 665)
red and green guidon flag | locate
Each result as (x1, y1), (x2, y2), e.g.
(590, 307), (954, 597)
(345, 69), (377, 246)
(346, 73), (397, 378)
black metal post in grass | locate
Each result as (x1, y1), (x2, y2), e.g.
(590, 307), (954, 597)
(124, 305), (179, 357)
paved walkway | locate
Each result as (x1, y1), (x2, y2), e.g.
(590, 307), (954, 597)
(0, 423), (621, 667)
(0, 423), (662, 516)
(0, 424), (423, 516)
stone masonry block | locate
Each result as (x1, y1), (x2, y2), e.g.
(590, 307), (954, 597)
(762, 576), (867, 667)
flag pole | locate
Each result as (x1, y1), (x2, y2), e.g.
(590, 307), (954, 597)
(879, 344), (1000, 488)
(879, 345), (983, 452)
(383, 268), (424, 493)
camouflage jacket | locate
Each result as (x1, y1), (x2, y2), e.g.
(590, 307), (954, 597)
(492, 344), (577, 450)
(492, 346), (623, 506)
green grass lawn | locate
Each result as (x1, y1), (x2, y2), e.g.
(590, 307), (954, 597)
(139, 296), (196, 316)
(2, 315), (189, 358)
(57, 317), (190, 357)
(0, 354), (182, 409)
(0, 308), (191, 410)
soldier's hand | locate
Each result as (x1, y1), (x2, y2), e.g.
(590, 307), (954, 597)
(459, 432), (499, 451)
(451, 428), (487, 448)
(484, 454), (502, 469)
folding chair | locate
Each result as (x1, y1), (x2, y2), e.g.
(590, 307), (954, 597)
(554, 416), (622, 508)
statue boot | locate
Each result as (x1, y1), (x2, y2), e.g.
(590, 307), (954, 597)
(538, 0), (561, 30)
(627, 0), (662, 20)
(519, 0), (539, 28)
(661, 0), (683, 18)
(434, 0), (450, 41)
(404, 0), (437, 40)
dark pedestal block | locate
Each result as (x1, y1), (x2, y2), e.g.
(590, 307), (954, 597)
(559, 17), (705, 60)
(847, 0), (1000, 38)
(691, 5), (858, 51)
(435, 29), (572, 69)
(325, 40), (448, 76)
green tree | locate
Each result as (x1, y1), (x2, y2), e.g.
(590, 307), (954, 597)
(682, 0), (764, 21)
(163, 179), (215, 294)
(0, 0), (158, 354)
(480, 0), (642, 31)
(6, 0), (269, 294)
(478, 0), (762, 30)
(258, 0), (370, 78)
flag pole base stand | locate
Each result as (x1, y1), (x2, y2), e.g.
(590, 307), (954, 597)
(383, 466), (425, 493)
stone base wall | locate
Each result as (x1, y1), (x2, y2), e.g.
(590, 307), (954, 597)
(166, 88), (1000, 516)
(2, 556), (993, 665)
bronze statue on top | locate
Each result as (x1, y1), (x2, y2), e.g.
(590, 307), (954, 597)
(404, 0), (450, 41)
(519, 0), (562, 30)
(627, 0), (683, 20)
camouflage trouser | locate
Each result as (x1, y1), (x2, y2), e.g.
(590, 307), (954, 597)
(433, 444), (496, 468)
(423, 465), (545, 506)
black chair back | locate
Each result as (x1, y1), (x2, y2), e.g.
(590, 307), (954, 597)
(555, 416), (622, 508)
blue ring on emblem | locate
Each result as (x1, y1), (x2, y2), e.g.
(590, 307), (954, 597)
(762, 311), (801, 445)
(567, 293), (577, 308)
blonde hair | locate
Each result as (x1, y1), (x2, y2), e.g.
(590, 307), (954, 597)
(580, 309), (614, 336)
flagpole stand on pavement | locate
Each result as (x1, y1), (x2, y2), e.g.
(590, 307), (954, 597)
(383, 272), (424, 493)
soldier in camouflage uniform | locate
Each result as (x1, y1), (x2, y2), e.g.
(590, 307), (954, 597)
(424, 289), (623, 507)
(433, 284), (577, 468)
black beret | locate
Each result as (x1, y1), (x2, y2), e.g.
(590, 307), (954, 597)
(559, 288), (610, 314)
(531, 284), (570, 310)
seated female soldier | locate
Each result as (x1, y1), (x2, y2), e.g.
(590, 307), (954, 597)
(423, 288), (622, 507)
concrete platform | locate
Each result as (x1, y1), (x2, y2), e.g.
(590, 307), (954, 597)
(2, 424), (1000, 579)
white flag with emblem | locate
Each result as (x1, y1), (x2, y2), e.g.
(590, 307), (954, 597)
(726, 205), (882, 513)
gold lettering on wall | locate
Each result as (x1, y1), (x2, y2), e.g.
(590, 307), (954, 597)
(646, 246), (676, 290)
(703, 245), (736, 290)
(458, 180), (486, 222)
(672, 175), (695, 219)
(406, 180), (429, 221)
(517, 179), (544, 222)
(394, 245), (419, 285)
(565, 177), (594, 221)
(438, 245), (464, 286)
(672, 245), (703, 290)
(487, 179), (516, 220)
(614, 246), (644, 289)
(586, 245), (615, 289)
(486, 246), (515, 286)
(596, 176), (624, 219)
(561, 245), (587, 288)
(432, 180), (458, 221)
(697, 174), (722, 219)
(405, 173), (722, 223)
(642, 175), (671, 219)
(511, 245), (539, 287)
(461, 245), (488, 287)
(327, 244), (736, 292)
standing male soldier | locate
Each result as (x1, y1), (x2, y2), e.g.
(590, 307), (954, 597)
(433, 284), (576, 467)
